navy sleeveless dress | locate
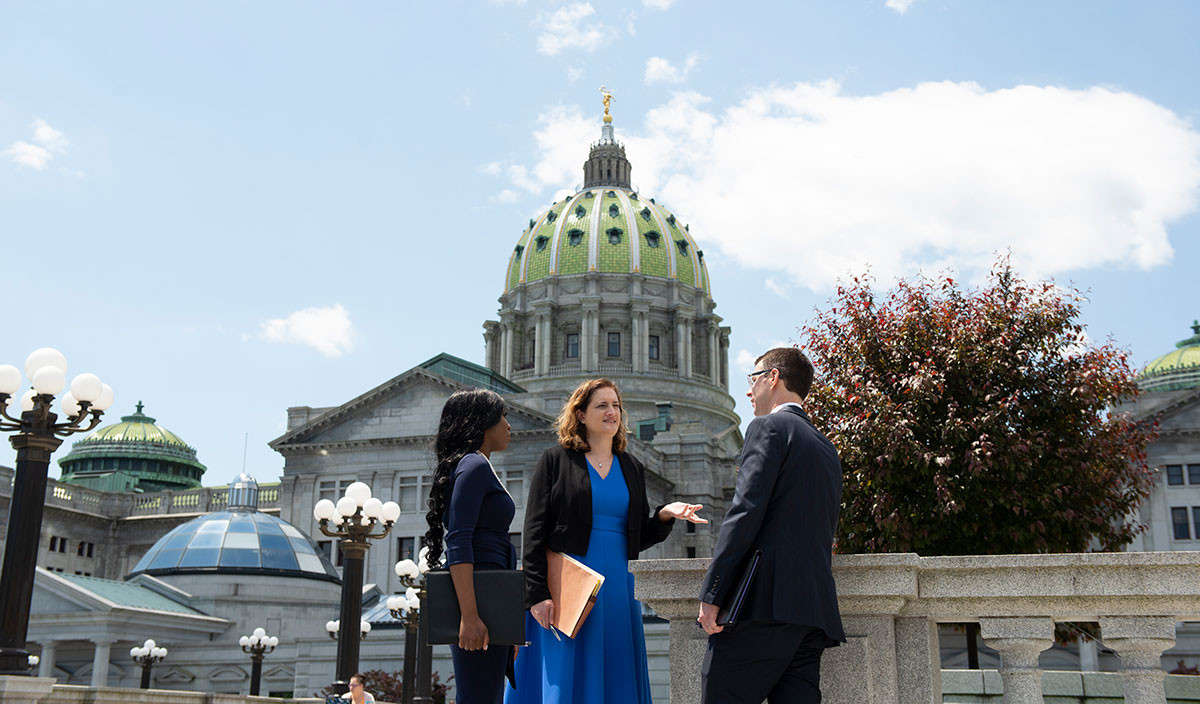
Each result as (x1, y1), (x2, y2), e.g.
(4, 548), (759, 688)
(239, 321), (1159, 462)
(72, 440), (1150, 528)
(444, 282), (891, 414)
(504, 456), (654, 703)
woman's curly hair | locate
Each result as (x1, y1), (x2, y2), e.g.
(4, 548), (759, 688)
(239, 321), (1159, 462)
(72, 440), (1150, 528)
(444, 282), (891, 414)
(555, 378), (628, 454)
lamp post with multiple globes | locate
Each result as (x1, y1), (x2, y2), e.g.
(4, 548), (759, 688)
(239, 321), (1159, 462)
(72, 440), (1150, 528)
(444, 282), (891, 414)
(312, 482), (400, 690)
(388, 557), (428, 704)
(0, 348), (113, 675)
(129, 640), (167, 689)
(239, 627), (278, 696)
(324, 620), (372, 641)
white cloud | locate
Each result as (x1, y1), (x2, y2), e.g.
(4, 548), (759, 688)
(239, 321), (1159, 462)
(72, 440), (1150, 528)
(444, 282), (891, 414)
(491, 189), (521, 204)
(566, 66), (584, 85)
(886, 0), (917, 13)
(478, 161), (503, 176)
(537, 3), (606, 55)
(4, 141), (53, 169)
(503, 81), (1200, 290)
(644, 53), (700, 84)
(260, 304), (356, 357)
(5, 118), (69, 170)
(644, 0), (676, 8)
(31, 119), (67, 152)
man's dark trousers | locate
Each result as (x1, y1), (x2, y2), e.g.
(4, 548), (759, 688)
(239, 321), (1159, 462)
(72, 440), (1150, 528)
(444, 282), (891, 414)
(702, 621), (831, 703)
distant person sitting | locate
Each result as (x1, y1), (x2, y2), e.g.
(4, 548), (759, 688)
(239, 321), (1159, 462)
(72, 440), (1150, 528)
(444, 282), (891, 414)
(342, 673), (375, 704)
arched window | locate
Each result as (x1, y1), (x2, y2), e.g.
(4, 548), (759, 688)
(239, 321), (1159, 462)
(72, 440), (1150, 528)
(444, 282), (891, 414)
(609, 204), (620, 217)
(575, 205), (586, 219)
(568, 229), (584, 246)
(535, 235), (550, 252)
(546, 210), (557, 223)
(607, 228), (623, 244)
(514, 244), (524, 256)
(640, 207), (652, 221)
(644, 231), (661, 248)
(676, 240), (689, 255)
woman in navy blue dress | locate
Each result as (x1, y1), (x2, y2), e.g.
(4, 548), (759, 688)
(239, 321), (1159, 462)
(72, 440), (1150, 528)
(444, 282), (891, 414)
(506, 379), (706, 704)
(424, 389), (516, 704)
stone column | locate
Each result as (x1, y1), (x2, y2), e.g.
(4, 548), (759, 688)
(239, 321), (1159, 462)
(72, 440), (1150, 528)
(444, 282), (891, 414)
(89, 638), (115, 687)
(631, 301), (650, 373)
(580, 298), (600, 373)
(1101, 616), (1177, 704)
(895, 617), (942, 704)
(35, 642), (55, 679)
(483, 322), (499, 371)
(675, 318), (687, 374)
(979, 617), (1054, 704)
(719, 329), (731, 390)
(684, 318), (695, 377)
(500, 323), (513, 378)
(707, 320), (719, 382)
(629, 559), (709, 704)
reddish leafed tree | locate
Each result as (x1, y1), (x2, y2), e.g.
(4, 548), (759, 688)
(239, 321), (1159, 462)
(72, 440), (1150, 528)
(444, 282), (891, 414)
(800, 258), (1156, 555)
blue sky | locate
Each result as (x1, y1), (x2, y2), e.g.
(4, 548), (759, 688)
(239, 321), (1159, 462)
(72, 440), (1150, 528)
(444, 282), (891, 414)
(2, 1), (1198, 486)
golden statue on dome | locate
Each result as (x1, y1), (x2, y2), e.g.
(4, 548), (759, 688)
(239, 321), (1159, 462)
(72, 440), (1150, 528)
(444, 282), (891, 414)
(599, 85), (614, 123)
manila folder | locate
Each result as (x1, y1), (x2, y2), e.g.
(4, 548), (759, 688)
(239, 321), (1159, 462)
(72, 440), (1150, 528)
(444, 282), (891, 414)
(547, 550), (604, 639)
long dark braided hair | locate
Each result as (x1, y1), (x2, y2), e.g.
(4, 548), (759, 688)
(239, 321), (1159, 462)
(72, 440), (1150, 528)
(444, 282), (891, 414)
(423, 388), (506, 568)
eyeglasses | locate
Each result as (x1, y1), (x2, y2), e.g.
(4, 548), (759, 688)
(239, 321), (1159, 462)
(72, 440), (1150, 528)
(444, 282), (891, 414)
(349, 683), (362, 688)
(747, 369), (773, 386)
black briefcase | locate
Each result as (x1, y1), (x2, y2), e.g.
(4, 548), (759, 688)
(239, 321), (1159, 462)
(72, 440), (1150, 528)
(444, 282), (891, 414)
(426, 569), (528, 646)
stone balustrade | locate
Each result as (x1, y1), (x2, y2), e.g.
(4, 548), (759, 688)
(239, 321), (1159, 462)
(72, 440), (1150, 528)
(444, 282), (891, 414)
(0, 467), (281, 520)
(631, 552), (1200, 704)
(0, 678), (390, 704)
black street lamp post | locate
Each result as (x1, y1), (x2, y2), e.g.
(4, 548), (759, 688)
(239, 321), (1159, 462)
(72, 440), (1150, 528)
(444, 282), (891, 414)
(0, 349), (112, 676)
(240, 628), (278, 696)
(387, 560), (426, 704)
(312, 483), (400, 691)
(129, 639), (166, 689)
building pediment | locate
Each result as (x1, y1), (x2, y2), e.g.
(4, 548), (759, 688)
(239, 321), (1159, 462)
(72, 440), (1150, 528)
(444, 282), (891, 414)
(270, 364), (555, 452)
(157, 665), (197, 684)
(208, 665), (248, 682)
(1146, 388), (1200, 436)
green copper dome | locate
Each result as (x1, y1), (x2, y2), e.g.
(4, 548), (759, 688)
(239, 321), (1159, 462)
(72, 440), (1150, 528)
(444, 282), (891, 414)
(58, 401), (206, 492)
(504, 188), (711, 294)
(1138, 320), (1200, 392)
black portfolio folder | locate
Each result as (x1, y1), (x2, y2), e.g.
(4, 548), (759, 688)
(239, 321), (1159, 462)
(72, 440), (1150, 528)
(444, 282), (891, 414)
(716, 549), (762, 626)
(426, 569), (528, 646)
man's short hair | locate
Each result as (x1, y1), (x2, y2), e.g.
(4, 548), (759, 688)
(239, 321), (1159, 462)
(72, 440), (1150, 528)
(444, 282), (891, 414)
(756, 347), (814, 399)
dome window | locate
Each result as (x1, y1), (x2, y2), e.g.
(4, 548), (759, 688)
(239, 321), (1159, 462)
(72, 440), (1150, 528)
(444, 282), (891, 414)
(676, 239), (689, 255)
(607, 228), (623, 244)
(607, 190), (616, 197)
(547, 210), (558, 223)
(644, 231), (661, 248)
(535, 235), (550, 252)
(529, 219), (536, 230)
(667, 214), (676, 226)
(640, 207), (652, 221)
(608, 204), (620, 218)
(575, 205), (586, 219)
(567, 229), (584, 246)
(630, 192), (639, 200)
(585, 191), (595, 198)
(697, 249), (704, 259)
(514, 244), (524, 256)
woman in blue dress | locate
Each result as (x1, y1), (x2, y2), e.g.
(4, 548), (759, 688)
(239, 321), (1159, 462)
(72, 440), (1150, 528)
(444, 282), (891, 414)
(424, 389), (515, 704)
(506, 379), (706, 704)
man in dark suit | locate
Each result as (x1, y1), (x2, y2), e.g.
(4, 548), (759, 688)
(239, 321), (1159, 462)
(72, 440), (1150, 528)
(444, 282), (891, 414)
(698, 347), (845, 703)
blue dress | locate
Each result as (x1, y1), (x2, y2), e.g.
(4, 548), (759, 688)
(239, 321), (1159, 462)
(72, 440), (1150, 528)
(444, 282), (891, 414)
(505, 456), (654, 704)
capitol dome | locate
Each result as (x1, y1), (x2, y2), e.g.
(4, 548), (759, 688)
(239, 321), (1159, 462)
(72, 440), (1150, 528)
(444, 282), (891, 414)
(1138, 320), (1200, 392)
(127, 473), (339, 582)
(483, 105), (738, 436)
(58, 401), (206, 493)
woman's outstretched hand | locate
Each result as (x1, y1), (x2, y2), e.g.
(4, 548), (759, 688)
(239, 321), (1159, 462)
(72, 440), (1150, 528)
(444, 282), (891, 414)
(459, 614), (489, 651)
(530, 598), (556, 630)
(658, 501), (707, 523)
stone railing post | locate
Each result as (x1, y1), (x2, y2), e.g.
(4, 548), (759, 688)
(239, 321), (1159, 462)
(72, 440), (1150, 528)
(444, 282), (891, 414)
(979, 617), (1054, 703)
(630, 558), (709, 704)
(1100, 616), (1177, 704)
(0, 676), (55, 704)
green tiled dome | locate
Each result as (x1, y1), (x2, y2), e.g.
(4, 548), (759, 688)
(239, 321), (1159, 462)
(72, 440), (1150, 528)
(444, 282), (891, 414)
(504, 187), (711, 294)
(1138, 321), (1200, 392)
(58, 401), (206, 492)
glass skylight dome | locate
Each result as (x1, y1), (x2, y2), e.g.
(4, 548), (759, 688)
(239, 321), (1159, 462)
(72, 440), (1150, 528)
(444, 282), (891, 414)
(128, 474), (338, 583)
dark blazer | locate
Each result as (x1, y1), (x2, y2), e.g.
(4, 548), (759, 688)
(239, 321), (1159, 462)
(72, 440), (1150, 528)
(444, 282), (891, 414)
(522, 445), (675, 607)
(700, 405), (845, 642)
